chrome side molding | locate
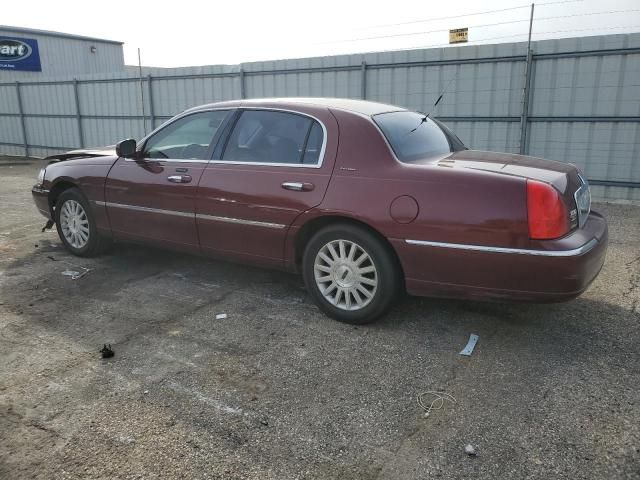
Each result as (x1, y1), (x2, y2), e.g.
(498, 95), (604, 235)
(93, 200), (285, 229)
(96, 201), (193, 218)
(405, 238), (599, 257)
(196, 213), (285, 229)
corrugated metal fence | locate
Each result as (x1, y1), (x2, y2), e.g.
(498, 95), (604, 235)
(1, 33), (639, 201)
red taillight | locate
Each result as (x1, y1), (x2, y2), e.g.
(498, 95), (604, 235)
(526, 180), (570, 240)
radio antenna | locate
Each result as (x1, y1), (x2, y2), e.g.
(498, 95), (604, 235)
(426, 72), (459, 118)
(138, 48), (148, 134)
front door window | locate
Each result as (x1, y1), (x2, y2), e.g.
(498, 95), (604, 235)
(143, 110), (229, 160)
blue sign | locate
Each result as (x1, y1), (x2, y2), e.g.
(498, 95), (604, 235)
(0, 37), (41, 72)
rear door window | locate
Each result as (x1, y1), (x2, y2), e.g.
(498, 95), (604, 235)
(373, 111), (454, 162)
(222, 110), (323, 165)
(302, 122), (323, 164)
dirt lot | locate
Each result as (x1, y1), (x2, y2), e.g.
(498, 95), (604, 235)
(1, 157), (639, 479)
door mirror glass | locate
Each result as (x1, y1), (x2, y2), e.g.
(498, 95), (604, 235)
(116, 138), (137, 158)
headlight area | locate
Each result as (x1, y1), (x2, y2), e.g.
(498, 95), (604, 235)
(36, 167), (46, 186)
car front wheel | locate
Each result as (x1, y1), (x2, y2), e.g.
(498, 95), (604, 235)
(303, 224), (402, 324)
(55, 188), (109, 257)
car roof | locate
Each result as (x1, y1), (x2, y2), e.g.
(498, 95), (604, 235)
(188, 98), (406, 117)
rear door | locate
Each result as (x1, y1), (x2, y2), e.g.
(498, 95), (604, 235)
(104, 109), (231, 250)
(196, 107), (338, 267)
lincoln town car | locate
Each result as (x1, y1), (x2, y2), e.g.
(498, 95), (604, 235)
(31, 98), (608, 324)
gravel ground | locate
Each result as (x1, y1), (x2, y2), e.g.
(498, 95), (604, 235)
(0, 157), (639, 480)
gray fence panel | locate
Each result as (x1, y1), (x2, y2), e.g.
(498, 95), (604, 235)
(0, 145), (24, 156)
(78, 80), (148, 117)
(0, 117), (24, 145)
(82, 118), (146, 148)
(591, 185), (640, 202)
(152, 76), (239, 117)
(366, 61), (526, 117)
(20, 83), (77, 116)
(24, 116), (79, 150)
(530, 53), (640, 117)
(245, 70), (361, 98)
(446, 120), (521, 154)
(0, 85), (19, 113)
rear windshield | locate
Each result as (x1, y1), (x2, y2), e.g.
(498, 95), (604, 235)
(373, 111), (461, 162)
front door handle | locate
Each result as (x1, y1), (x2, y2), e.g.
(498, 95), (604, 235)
(167, 175), (192, 183)
(282, 181), (314, 192)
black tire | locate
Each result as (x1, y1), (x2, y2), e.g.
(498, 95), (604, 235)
(54, 187), (110, 257)
(302, 223), (402, 324)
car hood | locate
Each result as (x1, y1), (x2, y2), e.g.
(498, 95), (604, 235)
(45, 146), (116, 162)
(437, 150), (579, 193)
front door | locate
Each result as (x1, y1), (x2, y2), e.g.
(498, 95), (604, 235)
(196, 107), (338, 267)
(105, 109), (231, 250)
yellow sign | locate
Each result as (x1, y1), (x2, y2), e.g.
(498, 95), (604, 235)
(449, 28), (468, 44)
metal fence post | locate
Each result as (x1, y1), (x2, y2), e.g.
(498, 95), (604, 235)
(239, 67), (246, 99)
(519, 48), (534, 155)
(147, 75), (155, 129)
(361, 61), (367, 100)
(519, 3), (535, 155)
(73, 79), (85, 148)
(15, 81), (29, 157)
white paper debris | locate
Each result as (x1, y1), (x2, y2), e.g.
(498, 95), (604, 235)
(215, 313), (228, 320)
(465, 444), (477, 456)
(459, 334), (479, 356)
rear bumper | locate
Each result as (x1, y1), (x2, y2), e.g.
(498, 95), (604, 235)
(394, 211), (608, 302)
(32, 185), (51, 219)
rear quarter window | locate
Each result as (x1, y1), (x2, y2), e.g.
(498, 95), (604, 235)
(373, 111), (456, 162)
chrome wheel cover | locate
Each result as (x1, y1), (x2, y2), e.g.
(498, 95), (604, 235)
(60, 199), (90, 249)
(314, 239), (378, 311)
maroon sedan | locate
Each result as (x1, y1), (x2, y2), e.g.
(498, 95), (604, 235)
(32, 98), (607, 324)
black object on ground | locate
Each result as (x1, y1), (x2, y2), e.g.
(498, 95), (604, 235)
(41, 220), (54, 232)
(100, 344), (114, 358)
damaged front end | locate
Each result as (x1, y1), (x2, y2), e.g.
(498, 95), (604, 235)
(32, 146), (116, 230)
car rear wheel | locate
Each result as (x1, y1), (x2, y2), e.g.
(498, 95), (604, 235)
(303, 224), (401, 324)
(55, 188), (109, 257)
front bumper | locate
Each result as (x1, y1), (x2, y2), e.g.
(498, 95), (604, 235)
(395, 211), (608, 302)
(32, 185), (51, 219)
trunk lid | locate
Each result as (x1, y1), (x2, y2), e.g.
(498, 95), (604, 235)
(440, 150), (577, 190)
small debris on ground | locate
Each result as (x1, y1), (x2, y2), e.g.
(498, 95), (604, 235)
(46, 256), (57, 261)
(61, 266), (91, 280)
(465, 444), (477, 456)
(417, 391), (457, 418)
(100, 344), (114, 359)
(215, 313), (228, 320)
(459, 333), (479, 356)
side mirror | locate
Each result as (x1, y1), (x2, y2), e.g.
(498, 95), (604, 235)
(115, 138), (137, 158)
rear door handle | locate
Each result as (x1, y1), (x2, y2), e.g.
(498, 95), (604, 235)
(167, 175), (192, 183)
(282, 181), (314, 192)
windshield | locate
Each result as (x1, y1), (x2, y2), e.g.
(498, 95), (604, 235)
(373, 111), (463, 162)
